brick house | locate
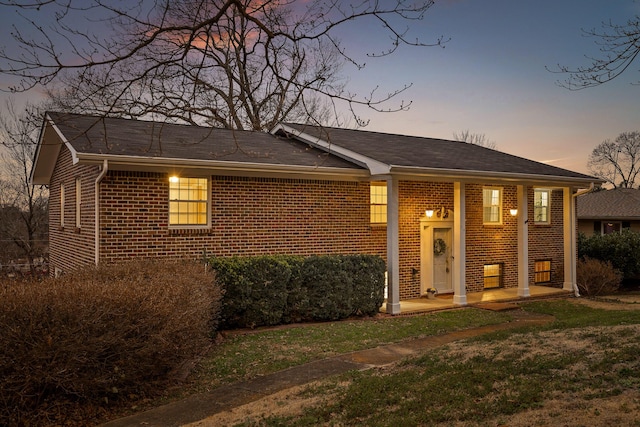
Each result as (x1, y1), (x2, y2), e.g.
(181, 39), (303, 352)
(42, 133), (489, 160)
(31, 112), (598, 314)
(577, 188), (640, 235)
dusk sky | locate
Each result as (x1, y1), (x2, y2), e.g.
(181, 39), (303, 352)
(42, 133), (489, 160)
(1, 1), (639, 176)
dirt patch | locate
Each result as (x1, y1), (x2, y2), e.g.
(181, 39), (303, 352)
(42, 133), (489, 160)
(188, 298), (640, 426)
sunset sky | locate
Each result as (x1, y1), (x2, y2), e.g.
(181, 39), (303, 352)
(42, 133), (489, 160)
(1, 0), (639, 175)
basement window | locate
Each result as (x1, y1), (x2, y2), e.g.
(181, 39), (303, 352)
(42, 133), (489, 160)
(169, 176), (210, 226)
(534, 260), (551, 283)
(483, 263), (503, 289)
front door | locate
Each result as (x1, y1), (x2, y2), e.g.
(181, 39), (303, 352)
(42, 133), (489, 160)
(420, 218), (454, 295)
(432, 227), (453, 294)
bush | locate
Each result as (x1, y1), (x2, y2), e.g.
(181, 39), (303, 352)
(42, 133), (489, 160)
(578, 230), (640, 281)
(576, 257), (623, 297)
(0, 259), (222, 427)
(211, 254), (386, 328)
(211, 256), (295, 329)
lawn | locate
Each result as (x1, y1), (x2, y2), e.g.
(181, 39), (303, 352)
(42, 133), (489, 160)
(185, 298), (640, 427)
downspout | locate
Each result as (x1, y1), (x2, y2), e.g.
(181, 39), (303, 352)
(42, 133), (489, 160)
(569, 182), (597, 297)
(94, 160), (108, 265)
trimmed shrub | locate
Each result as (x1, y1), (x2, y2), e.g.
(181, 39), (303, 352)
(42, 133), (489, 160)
(211, 256), (295, 329)
(344, 255), (386, 316)
(0, 259), (222, 427)
(576, 257), (623, 297)
(302, 255), (354, 321)
(211, 254), (386, 328)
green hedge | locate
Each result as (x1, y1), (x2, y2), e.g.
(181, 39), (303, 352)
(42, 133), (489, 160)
(578, 230), (640, 282)
(210, 254), (386, 329)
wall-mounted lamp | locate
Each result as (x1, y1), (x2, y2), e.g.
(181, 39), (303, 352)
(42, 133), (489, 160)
(169, 175), (180, 183)
(509, 209), (518, 216)
(425, 207), (450, 219)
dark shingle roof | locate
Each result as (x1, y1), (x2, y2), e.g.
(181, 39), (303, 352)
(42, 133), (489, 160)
(577, 188), (640, 219)
(47, 112), (362, 169)
(281, 123), (596, 181)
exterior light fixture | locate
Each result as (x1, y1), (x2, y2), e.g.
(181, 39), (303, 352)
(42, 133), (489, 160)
(510, 209), (518, 216)
(426, 209), (434, 218)
(169, 176), (179, 183)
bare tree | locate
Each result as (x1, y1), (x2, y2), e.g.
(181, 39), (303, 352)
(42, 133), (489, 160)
(0, 0), (446, 130)
(588, 131), (640, 188)
(452, 129), (497, 149)
(553, 15), (640, 90)
(0, 101), (49, 274)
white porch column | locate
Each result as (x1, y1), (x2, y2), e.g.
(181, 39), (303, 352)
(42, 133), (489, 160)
(386, 176), (401, 314)
(453, 181), (467, 306)
(563, 187), (578, 293)
(517, 185), (530, 297)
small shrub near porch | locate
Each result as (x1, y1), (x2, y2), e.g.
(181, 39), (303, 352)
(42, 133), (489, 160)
(576, 257), (622, 297)
(210, 254), (386, 329)
(0, 259), (222, 427)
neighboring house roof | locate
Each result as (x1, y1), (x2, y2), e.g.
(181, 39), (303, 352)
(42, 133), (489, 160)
(577, 188), (640, 220)
(276, 123), (598, 185)
(32, 112), (599, 188)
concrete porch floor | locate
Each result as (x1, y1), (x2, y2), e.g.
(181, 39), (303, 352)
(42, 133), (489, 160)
(386, 285), (574, 315)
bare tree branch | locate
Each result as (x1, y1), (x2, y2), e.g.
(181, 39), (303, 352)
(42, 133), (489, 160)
(0, 0), (446, 130)
(588, 131), (640, 188)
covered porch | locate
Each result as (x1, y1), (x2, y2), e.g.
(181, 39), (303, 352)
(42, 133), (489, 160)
(384, 285), (573, 315)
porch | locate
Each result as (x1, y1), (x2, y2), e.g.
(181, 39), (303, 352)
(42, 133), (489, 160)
(386, 285), (574, 315)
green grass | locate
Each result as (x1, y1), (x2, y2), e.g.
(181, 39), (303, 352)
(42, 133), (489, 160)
(224, 299), (640, 427)
(195, 308), (511, 389)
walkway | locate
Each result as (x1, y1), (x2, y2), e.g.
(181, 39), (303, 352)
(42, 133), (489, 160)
(101, 298), (558, 427)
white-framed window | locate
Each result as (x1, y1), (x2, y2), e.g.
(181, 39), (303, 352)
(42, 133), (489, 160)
(483, 187), (502, 224)
(169, 176), (210, 226)
(75, 177), (81, 229)
(370, 182), (387, 224)
(60, 183), (65, 228)
(534, 189), (551, 224)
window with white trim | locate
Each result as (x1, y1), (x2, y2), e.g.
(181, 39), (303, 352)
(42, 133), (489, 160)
(534, 189), (551, 224)
(483, 187), (502, 224)
(75, 177), (81, 229)
(370, 182), (387, 224)
(169, 176), (209, 226)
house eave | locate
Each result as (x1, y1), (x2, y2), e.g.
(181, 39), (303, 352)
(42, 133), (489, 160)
(387, 165), (600, 187)
(74, 152), (370, 180)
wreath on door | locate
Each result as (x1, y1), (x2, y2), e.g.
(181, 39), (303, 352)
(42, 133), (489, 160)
(433, 238), (447, 256)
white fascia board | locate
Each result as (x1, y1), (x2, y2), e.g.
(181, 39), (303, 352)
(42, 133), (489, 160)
(390, 165), (601, 188)
(272, 123), (390, 175)
(74, 152), (369, 179)
(30, 114), (80, 185)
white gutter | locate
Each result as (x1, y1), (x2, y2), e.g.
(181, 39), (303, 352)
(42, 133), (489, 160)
(573, 182), (597, 197)
(94, 159), (108, 265)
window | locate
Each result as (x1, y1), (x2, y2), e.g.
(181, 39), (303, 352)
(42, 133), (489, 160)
(370, 182), (387, 224)
(534, 189), (551, 224)
(535, 260), (552, 283)
(169, 176), (209, 226)
(483, 187), (502, 224)
(60, 183), (65, 228)
(603, 222), (621, 235)
(483, 263), (503, 289)
(75, 178), (81, 229)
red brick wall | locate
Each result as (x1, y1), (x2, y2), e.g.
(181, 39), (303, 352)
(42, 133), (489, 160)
(464, 184), (519, 293)
(97, 172), (387, 264)
(528, 189), (565, 288)
(49, 146), (99, 274)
